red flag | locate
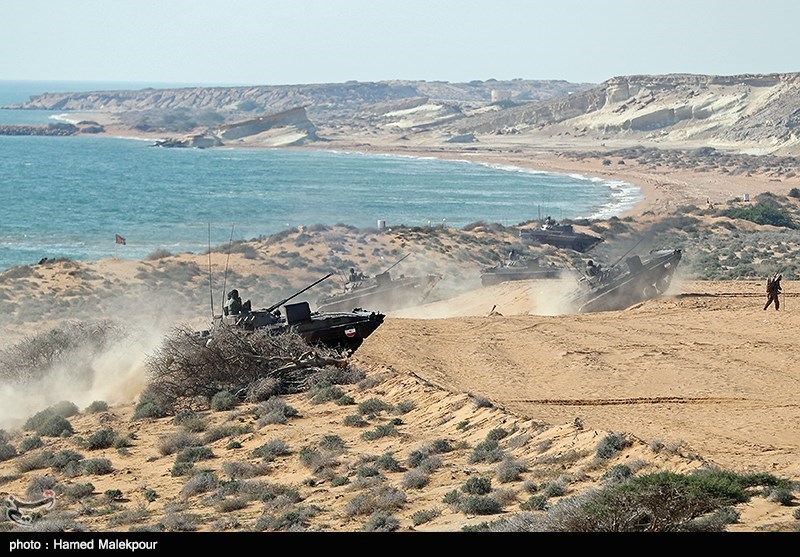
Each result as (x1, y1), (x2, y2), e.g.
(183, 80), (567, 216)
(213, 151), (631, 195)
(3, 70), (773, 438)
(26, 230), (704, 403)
(115, 234), (126, 245)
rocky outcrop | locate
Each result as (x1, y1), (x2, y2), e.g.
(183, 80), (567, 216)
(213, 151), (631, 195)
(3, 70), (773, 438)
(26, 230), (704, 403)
(217, 106), (317, 142)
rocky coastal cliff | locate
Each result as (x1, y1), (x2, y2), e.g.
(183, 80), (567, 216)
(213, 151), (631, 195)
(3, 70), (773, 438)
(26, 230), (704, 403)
(6, 74), (800, 155)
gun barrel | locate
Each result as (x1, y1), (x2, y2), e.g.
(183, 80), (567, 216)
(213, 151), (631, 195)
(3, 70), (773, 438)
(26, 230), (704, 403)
(266, 273), (333, 313)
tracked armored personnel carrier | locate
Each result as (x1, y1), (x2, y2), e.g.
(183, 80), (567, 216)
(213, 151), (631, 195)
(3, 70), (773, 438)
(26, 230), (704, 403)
(480, 255), (564, 287)
(564, 248), (682, 313)
(316, 255), (441, 313)
(519, 217), (604, 253)
(199, 274), (385, 353)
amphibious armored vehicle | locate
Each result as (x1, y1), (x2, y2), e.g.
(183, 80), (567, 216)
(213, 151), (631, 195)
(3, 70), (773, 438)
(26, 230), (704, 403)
(199, 274), (385, 353)
(316, 255), (442, 313)
(480, 255), (564, 287)
(564, 248), (682, 313)
(519, 217), (604, 253)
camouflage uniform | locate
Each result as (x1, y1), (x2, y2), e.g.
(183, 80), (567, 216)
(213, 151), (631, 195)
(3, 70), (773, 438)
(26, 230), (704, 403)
(764, 274), (782, 311)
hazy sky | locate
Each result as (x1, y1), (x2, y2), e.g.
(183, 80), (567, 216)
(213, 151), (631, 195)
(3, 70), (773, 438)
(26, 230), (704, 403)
(4, 0), (799, 86)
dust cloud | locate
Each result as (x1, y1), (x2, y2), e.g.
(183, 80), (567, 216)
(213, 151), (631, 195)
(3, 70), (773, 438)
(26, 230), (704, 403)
(388, 272), (581, 319)
(0, 291), (198, 431)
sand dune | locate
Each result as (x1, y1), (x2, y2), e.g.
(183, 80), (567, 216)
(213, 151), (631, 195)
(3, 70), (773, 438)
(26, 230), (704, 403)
(357, 279), (800, 480)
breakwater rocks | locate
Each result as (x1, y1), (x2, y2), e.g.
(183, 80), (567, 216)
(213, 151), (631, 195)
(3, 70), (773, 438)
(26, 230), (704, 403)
(0, 123), (78, 136)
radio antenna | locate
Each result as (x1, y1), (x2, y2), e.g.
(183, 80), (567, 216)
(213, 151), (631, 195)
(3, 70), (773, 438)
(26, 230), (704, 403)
(220, 224), (235, 314)
(207, 223), (215, 318)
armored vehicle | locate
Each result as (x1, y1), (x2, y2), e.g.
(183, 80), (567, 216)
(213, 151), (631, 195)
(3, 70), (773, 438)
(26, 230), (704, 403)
(199, 274), (385, 353)
(519, 217), (604, 253)
(480, 254), (564, 287)
(563, 248), (682, 313)
(316, 255), (442, 313)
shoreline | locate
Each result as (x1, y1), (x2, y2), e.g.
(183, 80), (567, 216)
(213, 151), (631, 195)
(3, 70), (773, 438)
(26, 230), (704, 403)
(80, 115), (800, 220)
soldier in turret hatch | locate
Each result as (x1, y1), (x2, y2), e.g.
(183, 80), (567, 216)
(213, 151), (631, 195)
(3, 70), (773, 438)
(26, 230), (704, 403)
(224, 289), (243, 316)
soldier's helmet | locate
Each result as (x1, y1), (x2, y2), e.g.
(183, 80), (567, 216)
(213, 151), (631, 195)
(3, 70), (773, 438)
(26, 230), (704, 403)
(230, 289), (239, 297)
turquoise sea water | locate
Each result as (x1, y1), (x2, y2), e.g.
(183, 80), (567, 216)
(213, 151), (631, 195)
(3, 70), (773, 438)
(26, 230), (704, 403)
(0, 81), (643, 271)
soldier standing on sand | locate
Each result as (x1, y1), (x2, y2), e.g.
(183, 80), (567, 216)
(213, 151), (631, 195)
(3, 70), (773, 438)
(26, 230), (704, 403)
(764, 273), (783, 311)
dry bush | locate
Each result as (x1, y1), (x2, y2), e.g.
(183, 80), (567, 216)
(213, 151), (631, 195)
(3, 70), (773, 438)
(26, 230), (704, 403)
(143, 326), (350, 413)
(0, 320), (127, 384)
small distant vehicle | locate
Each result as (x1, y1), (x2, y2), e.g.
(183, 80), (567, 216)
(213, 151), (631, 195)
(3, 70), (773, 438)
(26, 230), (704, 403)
(563, 248), (682, 313)
(479, 253), (564, 287)
(519, 216), (604, 253)
(316, 255), (442, 313)
(198, 273), (385, 353)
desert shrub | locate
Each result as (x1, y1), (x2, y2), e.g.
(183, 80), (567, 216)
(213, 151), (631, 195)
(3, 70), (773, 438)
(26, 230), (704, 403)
(411, 509), (442, 526)
(18, 436), (43, 453)
(469, 439), (504, 464)
(375, 452), (403, 472)
(496, 457), (528, 483)
(402, 469), (430, 490)
(395, 400), (415, 414)
(357, 397), (392, 416)
(256, 398), (300, 422)
(603, 464), (635, 484)
(520, 494), (548, 511)
(50, 449), (84, 473)
(463, 477), (493, 495)
(595, 432), (632, 460)
(343, 414), (368, 428)
(458, 495), (502, 515)
(330, 476), (350, 487)
(362, 511), (400, 532)
(788, 187), (800, 199)
(356, 465), (381, 479)
(104, 489), (123, 502)
(486, 428), (509, 441)
(85, 400), (108, 413)
(309, 384), (345, 404)
(172, 411), (207, 433)
(157, 431), (202, 456)
(299, 447), (335, 473)
(180, 471), (219, 499)
(162, 511), (200, 532)
(132, 387), (170, 420)
(766, 487), (795, 506)
(175, 446), (215, 464)
(85, 429), (116, 450)
(202, 424), (252, 443)
(0, 444), (17, 462)
(252, 439), (291, 462)
(64, 483), (95, 501)
(210, 390), (237, 412)
(541, 482), (567, 498)
(222, 461), (269, 480)
(15, 450), (54, 473)
(81, 458), (113, 475)
(37, 415), (73, 438)
(361, 423), (397, 441)
(500, 470), (786, 532)
(425, 439), (454, 454)
(344, 486), (407, 517)
(721, 200), (797, 229)
(319, 435), (346, 453)
(51, 400), (80, 418)
(257, 507), (317, 532)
